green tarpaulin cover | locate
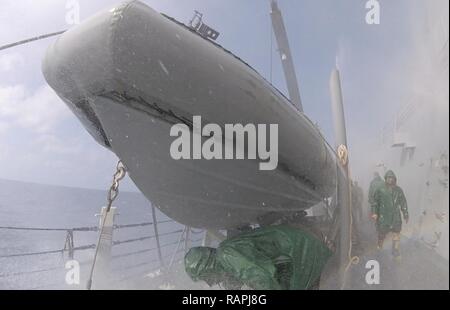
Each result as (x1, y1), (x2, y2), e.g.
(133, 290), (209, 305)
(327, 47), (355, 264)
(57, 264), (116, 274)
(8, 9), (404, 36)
(185, 225), (332, 290)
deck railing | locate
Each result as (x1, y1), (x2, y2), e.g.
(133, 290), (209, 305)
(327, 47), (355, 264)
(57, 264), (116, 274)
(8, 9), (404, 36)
(0, 207), (204, 289)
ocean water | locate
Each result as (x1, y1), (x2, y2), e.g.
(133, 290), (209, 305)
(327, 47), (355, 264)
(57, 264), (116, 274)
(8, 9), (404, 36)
(0, 179), (199, 290)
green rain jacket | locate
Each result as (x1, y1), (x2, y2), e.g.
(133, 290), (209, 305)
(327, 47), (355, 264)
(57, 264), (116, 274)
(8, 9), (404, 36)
(352, 184), (364, 219)
(184, 225), (332, 290)
(369, 174), (384, 214)
(373, 170), (409, 234)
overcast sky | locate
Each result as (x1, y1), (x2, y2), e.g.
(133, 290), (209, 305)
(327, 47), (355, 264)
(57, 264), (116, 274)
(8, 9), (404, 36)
(0, 0), (443, 191)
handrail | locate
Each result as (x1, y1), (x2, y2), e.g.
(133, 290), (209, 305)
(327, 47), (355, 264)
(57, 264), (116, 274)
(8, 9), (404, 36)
(111, 240), (180, 260)
(0, 229), (188, 259)
(0, 219), (176, 232)
(0, 248), (64, 258)
(1, 217), (205, 288)
(0, 266), (62, 278)
(112, 230), (183, 246)
(0, 226), (86, 232)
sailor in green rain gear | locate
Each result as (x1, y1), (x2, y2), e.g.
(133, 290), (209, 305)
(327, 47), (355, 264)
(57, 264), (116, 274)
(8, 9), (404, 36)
(371, 170), (409, 260)
(184, 225), (332, 290)
(368, 172), (384, 212)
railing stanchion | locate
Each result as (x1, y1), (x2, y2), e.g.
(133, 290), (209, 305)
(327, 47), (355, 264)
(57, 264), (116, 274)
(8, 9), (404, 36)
(63, 229), (75, 260)
(184, 226), (191, 254)
(68, 230), (74, 260)
(168, 226), (186, 271)
(151, 204), (165, 270)
(93, 206), (116, 288)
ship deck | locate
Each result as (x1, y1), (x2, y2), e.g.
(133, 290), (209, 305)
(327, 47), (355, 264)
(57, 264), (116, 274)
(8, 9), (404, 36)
(119, 220), (449, 290)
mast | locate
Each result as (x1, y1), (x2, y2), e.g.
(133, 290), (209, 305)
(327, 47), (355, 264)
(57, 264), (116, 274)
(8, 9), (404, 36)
(330, 67), (352, 289)
(270, 0), (303, 112)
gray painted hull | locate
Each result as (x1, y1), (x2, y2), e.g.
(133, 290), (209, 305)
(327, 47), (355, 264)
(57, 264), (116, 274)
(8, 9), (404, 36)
(42, 1), (337, 229)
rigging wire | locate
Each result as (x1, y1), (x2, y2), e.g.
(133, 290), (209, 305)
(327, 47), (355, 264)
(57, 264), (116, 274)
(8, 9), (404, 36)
(0, 30), (66, 52)
(270, 17), (273, 83)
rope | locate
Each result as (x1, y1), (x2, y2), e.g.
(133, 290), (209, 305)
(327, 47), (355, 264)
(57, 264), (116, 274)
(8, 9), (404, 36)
(339, 152), (360, 290)
(0, 30), (66, 52)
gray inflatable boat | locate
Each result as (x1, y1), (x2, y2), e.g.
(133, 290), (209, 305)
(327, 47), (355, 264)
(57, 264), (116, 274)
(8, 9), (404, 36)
(42, 1), (337, 229)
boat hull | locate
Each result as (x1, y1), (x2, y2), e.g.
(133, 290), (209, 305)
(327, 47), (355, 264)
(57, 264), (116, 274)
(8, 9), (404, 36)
(42, 1), (337, 229)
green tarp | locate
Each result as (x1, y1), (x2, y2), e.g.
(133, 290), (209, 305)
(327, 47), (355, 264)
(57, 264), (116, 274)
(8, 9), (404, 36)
(185, 225), (332, 290)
